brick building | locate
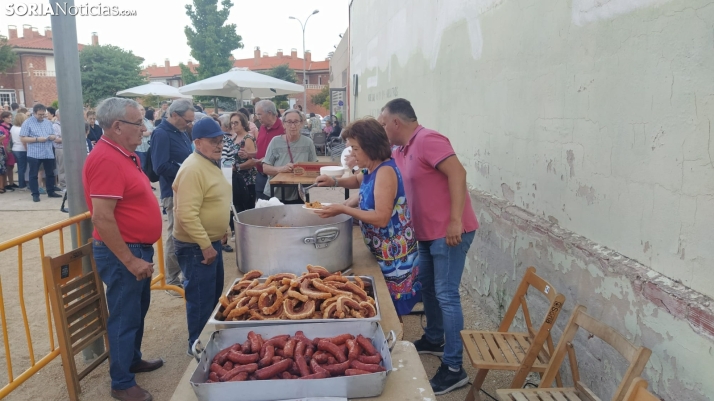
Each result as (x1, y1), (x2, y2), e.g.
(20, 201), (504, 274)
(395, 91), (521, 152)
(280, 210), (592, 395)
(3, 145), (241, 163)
(142, 47), (330, 115)
(0, 25), (93, 108)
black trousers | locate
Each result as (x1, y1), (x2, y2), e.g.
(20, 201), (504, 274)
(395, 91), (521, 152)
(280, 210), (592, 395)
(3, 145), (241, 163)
(229, 171), (255, 232)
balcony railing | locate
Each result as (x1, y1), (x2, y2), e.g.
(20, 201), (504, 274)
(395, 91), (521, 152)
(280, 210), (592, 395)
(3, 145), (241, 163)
(32, 70), (56, 77)
(303, 84), (326, 90)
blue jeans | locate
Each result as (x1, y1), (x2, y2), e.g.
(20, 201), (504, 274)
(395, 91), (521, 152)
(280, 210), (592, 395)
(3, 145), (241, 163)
(175, 239), (224, 350)
(93, 241), (153, 390)
(27, 157), (56, 197)
(13, 150), (27, 188)
(418, 230), (476, 368)
(135, 151), (148, 172)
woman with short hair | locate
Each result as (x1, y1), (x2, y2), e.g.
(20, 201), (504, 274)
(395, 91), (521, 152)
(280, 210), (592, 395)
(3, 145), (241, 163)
(10, 113), (28, 189)
(315, 118), (421, 316)
(261, 109), (318, 204)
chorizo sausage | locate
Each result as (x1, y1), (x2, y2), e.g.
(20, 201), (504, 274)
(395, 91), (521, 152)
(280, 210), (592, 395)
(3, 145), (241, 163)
(323, 360), (351, 376)
(212, 347), (233, 365)
(281, 371), (294, 380)
(262, 335), (290, 351)
(357, 354), (382, 364)
(312, 351), (329, 364)
(283, 339), (297, 358)
(304, 345), (314, 360)
(346, 339), (363, 361)
(356, 335), (378, 356)
(309, 358), (329, 376)
(247, 331), (261, 354)
(295, 340), (306, 358)
(255, 358), (292, 380)
(345, 368), (372, 376)
(259, 345), (274, 367)
(317, 339), (347, 363)
(227, 372), (249, 382)
(295, 355), (311, 377)
(210, 363), (228, 377)
(241, 340), (252, 354)
(208, 372), (220, 382)
(227, 350), (259, 364)
(222, 361), (234, 371)
(220, 363), (258, 381)
(271, 356), (283, 364)
(326, 333), (354, 345)
(349, 360), (386, 373)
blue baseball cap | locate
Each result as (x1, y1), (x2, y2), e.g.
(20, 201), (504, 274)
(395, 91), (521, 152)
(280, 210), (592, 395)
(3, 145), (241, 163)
(191, 118), (224, 140)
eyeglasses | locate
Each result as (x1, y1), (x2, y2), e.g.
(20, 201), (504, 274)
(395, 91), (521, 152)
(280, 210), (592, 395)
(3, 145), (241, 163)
(230, 121), (241, 126)
(118, 119), (143, 126)
(284, 120), (301, 125)
(35, 113), (46, 118)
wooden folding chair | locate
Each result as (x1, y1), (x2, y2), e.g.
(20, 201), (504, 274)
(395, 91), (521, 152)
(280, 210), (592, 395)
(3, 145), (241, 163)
(497, 305), (652, 401)
(42, 243), (110, 401)
(623, 378), (660, 401)
(460, 266), (566, 401)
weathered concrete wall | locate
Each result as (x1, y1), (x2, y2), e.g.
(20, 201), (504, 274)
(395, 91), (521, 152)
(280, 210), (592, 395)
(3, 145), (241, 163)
(349, 0), (714, 398)
(467, 190), (714, 399)
(350, 0), (714, 299)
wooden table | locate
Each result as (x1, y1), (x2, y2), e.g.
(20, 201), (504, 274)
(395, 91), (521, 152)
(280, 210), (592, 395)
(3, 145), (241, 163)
(168, 230), (435, 401)
(270, 172), (350, 201)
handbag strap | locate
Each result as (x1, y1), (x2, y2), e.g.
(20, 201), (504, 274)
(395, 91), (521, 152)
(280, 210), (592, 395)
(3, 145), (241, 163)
(284, 135), (294, 164)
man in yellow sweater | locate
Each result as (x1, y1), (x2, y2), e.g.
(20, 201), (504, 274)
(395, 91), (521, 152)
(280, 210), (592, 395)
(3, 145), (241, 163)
(172, 118), (231, 354)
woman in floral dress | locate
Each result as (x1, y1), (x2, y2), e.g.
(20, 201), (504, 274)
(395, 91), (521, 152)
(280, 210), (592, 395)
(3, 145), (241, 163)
(315, 118), (420, 316)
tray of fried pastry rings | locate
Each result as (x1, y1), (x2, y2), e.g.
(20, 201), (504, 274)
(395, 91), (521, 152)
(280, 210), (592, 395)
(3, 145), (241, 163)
(207, 269), (381, 330)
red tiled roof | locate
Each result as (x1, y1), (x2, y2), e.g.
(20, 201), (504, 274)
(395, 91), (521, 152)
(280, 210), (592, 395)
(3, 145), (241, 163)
(8, 35), (84, 51)
(142, 55), (329, 78)
(143, 64), (197, 79)
(232, 55), (329, 71)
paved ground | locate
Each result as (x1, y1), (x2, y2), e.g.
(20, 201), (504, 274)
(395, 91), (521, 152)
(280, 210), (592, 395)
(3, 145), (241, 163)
(0, 168), (512, 401)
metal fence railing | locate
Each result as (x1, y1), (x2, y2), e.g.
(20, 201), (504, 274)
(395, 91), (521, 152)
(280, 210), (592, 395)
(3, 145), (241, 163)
(0, 212), (183, 398)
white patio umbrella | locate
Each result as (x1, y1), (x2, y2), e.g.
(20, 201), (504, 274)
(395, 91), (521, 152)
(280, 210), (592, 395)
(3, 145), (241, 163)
(178, 67), (304, 102)
(116, 81), (192, 99)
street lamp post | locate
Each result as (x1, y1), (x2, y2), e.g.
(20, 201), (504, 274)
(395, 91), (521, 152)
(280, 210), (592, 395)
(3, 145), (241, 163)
(289, 10), (319, 111)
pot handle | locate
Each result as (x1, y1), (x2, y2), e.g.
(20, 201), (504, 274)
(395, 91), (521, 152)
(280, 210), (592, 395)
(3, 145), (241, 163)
(386, 330), (397, 352)
(191, 339), (204, 363)
(303, 227), (340, 249)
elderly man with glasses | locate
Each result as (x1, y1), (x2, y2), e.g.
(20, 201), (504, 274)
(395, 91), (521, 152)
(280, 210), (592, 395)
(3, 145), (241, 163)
(149, 99), (194, 297)
(172, 118), (231, 355)
(83, 98), (164, 401)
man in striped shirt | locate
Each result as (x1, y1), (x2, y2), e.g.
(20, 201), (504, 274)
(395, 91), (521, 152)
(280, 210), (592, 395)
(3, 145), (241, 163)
(20, 103), (61, 202)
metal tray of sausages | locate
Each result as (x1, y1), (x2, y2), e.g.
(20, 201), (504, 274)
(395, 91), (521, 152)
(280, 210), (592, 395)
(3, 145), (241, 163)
(189, 321), (394, 401)
(207, 276), (381, 330)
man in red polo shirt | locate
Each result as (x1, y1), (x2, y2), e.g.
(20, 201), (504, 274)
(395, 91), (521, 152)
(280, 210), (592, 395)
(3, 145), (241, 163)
(238, 99), (284, 200)
(380, 98), (479, 396)
(83, 97), (163, 401)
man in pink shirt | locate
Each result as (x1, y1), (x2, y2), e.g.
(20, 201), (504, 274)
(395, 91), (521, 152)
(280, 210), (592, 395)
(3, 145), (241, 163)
(380, 98), (478, 395)
(238, 100), (284, 200)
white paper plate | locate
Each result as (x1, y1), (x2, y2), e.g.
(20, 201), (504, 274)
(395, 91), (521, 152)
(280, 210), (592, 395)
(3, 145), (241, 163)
(302, 203), (332, 212)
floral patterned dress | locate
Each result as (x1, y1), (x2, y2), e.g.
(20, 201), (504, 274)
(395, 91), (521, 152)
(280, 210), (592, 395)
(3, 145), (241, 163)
(359, 159), (421, 315)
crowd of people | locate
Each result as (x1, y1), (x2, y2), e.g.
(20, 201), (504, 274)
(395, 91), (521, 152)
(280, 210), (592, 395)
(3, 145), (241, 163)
(2, 94), (481, 399)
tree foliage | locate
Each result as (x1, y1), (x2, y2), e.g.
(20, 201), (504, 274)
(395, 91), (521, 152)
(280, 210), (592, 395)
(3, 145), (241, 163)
(0, 35), (17, 73)
(184, 0), (243, 80)
(312, 85), (330, 110)
(79, 44), (145, 107)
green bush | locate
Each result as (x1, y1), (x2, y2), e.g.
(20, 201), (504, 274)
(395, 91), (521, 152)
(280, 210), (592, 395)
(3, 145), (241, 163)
(51, 100), (59, 109)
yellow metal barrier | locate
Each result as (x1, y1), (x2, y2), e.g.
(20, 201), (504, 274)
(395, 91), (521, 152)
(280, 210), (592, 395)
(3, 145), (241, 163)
(0, 212), (183, 399)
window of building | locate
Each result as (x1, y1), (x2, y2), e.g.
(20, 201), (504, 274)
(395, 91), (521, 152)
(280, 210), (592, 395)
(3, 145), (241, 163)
(318, 76), (322, 85)
(0, 90), (17, 108)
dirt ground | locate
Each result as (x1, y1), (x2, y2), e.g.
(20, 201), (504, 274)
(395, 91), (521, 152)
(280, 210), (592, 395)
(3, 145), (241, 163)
(0, 177), (512, 401)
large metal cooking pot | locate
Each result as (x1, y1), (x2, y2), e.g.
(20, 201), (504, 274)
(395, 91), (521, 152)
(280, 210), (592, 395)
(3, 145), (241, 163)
(234, 205), (353, 275)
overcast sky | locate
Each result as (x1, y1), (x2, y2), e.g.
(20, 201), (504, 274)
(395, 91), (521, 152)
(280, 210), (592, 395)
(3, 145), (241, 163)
(2, 0), (349, 67)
